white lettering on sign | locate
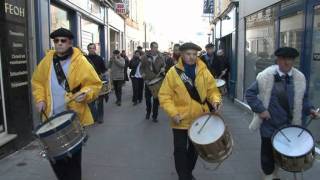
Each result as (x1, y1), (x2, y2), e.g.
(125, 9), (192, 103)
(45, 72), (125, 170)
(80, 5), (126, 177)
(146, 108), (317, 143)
(11, 81), (28, 88)
(10, 71), (28, 77)
(9, 30), (24, 37)
(10, 60), (27, 65)
(11, 54), (26, 59)
(5, 2), (25, 18)
(12, 42), (23, 48)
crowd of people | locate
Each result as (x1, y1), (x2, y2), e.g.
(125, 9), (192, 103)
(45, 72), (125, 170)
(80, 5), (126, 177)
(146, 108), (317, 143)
(31, 27), (320, 180)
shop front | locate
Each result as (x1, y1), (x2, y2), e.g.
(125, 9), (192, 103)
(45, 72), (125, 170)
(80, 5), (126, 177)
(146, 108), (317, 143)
(107, 8), (125, 56)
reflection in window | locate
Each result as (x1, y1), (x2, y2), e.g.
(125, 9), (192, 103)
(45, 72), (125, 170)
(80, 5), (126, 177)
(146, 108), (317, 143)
(244, 6), (276, 92)
(81, 18), (100, 55)
(50, 5), (71, 31)
(280, 11), (304, 68)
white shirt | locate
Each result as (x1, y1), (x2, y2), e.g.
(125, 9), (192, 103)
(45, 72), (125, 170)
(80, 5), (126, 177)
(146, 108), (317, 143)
(135, 62), (142, 78)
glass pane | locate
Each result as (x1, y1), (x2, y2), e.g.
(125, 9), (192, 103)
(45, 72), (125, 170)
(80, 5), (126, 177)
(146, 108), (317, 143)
(309, 5), (320, 143)
(50, 5), (71, 31)
(281, 0), (303, 10)
(244, 6), (277, 92)
(81, 18), (101, 55)
(280, 11), (304, 68)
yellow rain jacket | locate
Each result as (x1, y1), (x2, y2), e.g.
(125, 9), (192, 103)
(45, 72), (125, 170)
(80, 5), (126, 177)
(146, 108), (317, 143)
(31, 48), (102, 126)
(159, 58), (222, 129)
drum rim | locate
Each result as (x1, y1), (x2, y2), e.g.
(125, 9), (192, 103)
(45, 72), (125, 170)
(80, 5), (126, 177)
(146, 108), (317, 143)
(188, 113), (227, 145)
(271, 125), (315, 158)
(35, 110), (77, 138)
(147, 77), (164, 85)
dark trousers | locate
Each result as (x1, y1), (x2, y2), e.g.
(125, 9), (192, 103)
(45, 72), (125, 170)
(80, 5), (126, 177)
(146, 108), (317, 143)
(261, 137), (275, 175)
(131, 77), (144, 103)
(173, 129), (198, 180)
(113, 80), (123, 102)
(145, 84), (159, 118)
(50, 148), (82, 180)
(89, 96), (104, 123)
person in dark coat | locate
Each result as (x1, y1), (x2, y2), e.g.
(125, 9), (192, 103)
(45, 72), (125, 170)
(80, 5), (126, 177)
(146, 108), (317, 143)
(87, 43), (107, 124)
(129, 50), (144, 105)
(200, 43), (216, 76)
(121, 50), (130, 82)
(245, 47), (319, 180)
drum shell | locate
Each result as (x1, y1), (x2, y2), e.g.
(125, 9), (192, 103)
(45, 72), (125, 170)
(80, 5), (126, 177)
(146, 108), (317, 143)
(188, 114), (233, 163)
(273, 148), (315, 172)
(99, 81), (110, 96)
(36, 111), (86, 160)
(272, 125), (315, 172)
(147, 78), (163, 98)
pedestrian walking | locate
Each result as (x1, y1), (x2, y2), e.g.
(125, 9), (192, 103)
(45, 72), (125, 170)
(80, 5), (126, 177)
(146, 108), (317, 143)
(140, 41), (166, 122)
(129, 50), (144, 105)
(31, 28), (102, 180)
(121, 50), (130, 82)
(86, 43), (107, 124)
(159, 42), (222, 180)
(164, 44), (181, 73)
(245, 47), (319, 180)
(200, 43), (216, 76)
(109, 50), (125, 106)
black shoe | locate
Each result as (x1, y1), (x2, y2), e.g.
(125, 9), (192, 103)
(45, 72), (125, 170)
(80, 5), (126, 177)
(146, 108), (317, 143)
(192, 175), (196, 180)
(97, 121), (103, 124)
(133, 102), (138, 106)
(138, 100), (142, 103)
(145, 113), (150, 120)
(116, 101), (121, 106)
(152, 118), (158, 123)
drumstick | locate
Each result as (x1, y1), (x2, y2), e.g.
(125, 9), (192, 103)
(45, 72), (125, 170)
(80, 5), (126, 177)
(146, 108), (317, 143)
(198, 114), (211, 134)
(279, 130), (291, 142)
(298, 108), (319, 137)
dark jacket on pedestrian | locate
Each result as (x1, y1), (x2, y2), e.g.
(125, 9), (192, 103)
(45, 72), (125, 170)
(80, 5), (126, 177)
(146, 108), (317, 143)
(86, 54), (107, 76)
(109, 56), (125, 81)
(140, 51), (166, 81)
(214, 55), (230, 79)
(129, 56), (141, 78)
(200, 53), (217, 77)
(121, 54), (130, 81)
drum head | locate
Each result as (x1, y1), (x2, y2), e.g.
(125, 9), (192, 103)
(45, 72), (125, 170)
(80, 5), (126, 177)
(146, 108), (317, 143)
(272, 126), (314, 157)
(36, 111), (74, 136)
(216, 79), (226, 88)
(189, 114), (225, 145)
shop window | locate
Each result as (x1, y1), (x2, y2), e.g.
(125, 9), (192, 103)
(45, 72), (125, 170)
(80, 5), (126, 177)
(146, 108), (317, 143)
(280, 11), (304, 68)
(81, 18), (101, 55)
(244, 6), (277, 92)
(50, 4), (71, 32)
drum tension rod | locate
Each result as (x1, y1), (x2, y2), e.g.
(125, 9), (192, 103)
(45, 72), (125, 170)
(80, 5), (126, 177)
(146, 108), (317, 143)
(198, 114), (212, 134)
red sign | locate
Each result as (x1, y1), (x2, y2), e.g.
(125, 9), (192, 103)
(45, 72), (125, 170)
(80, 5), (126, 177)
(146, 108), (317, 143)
(115, 3), (126, 14)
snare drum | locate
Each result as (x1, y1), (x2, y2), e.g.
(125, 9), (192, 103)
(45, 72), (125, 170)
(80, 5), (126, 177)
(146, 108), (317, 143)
(216, 79), (226, 95)
(35, 111), (87, 161)
(272, 125), (315, 172)
(189, 113), (233, 163)
(99, 80), (110, 96)
(147, 77), (164, 98)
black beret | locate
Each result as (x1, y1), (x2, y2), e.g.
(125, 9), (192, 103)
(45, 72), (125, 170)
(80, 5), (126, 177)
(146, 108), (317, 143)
(50, 28), (74, 39)
(137, 46), (143, 50)
(205, 43), (214, 49)
(274, 47), (299, 59)
(113, 50), (120, 54)
(179, 43), (202, 52)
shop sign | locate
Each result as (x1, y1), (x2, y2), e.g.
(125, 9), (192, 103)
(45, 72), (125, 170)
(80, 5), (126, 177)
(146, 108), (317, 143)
(2, 0), (26, 24)
(115, 3), (126, 14)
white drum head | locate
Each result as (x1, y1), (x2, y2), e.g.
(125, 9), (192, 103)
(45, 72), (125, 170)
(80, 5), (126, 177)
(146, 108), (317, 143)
(189, 114), (225, 145)
(36, 113), (73, 134)
(216, 79), (226, 88)
(272, 126), (314, 157)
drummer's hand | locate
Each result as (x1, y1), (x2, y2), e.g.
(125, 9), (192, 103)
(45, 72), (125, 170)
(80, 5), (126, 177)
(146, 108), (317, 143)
(173, 115), (182, 124)
(310, 108), (320, 119)
(36, 101), (46, 112)
(212, 102), (221, 113)
(74, 92), (87, 103)
(259, 111), (271, 120)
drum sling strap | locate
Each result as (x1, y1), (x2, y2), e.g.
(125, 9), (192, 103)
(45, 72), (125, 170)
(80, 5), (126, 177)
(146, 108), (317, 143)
(53, 55), (81, 94)
(175, 67), (214, 111)
(274, 74), (293, 121)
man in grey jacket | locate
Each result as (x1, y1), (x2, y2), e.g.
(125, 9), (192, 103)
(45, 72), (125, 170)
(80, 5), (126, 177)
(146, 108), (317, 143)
(245, 47), (319, 180)
(109, 50), (125, 106)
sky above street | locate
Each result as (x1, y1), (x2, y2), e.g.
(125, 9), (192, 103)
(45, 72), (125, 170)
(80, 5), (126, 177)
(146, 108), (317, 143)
(144, 0), (210, 49)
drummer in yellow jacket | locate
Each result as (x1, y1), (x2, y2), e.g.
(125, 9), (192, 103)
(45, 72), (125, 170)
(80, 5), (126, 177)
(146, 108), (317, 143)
(159, 42), (222, 180)
(31, 28), (102, 180)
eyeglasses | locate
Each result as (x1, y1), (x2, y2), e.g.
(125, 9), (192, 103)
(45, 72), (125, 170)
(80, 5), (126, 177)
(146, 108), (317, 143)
(53, 38), (68, 44)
